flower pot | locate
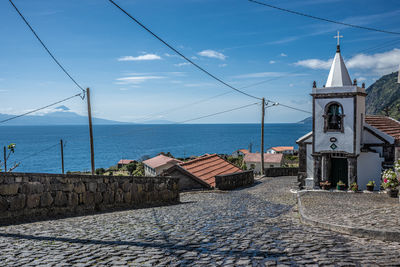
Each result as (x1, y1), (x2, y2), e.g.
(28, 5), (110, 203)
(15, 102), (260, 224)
(387, 188), (399, 198)
(322, 185), (331, 190)
(366, 185), (374, 192)
(337, 184), (346, 191)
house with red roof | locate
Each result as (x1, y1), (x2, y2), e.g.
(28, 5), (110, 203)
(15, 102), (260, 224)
(296, 41), (400, 191)
(163, 154), (246, 191)
(143, 154), (182, 177)
(231, 149), (250, 158)
(243, 153), (284, 174)
(266, 146), (295, 155)
(117, 159), (136, 168)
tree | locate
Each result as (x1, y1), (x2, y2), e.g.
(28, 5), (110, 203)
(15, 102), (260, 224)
(95, 168), (106, 175)
(126, 162), (137, 175)
(132, 162), (144, 176)
(0, 143), (19, 172)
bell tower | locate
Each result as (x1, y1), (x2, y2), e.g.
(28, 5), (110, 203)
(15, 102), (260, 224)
(311, 32), (367, 188)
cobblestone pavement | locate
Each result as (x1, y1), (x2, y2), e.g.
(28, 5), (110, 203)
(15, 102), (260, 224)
(300, 191), (400, 233)
(1, 176), (400, 266)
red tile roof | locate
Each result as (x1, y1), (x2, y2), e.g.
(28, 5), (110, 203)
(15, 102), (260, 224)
(365, 115), (400, 141)
(118, 159), (135, 165)
(143, 155), (182, 169)
(179, 154), (242, 187)
(238, 149), (250, 154)
(244, 153), (283, 164)
(270, 146), (294, 152)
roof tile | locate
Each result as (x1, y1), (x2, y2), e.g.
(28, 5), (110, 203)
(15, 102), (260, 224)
(179, 154), (242, 187)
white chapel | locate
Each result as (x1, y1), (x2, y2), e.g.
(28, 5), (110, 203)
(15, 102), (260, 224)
(297, 34), (400, 190)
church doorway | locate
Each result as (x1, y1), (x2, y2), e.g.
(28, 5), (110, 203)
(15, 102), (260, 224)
(329, 157), (348, 187)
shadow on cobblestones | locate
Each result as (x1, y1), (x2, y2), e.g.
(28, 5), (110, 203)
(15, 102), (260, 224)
(0, 231), (287, 259)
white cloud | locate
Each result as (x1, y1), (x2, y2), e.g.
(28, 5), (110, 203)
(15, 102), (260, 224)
(269, 60), (276, 64)
(174, 62), (190, 67)
(116, 76), (164, 84)
(197, 50), (227, 60)
(294, 59), (332, 70)
(294, 48), (400, 75)
(118, 54), (161, 61)
(280, 53), (288, 57)
(346, 49), (400, 75)
(0, 89), (8, 92)
(191, 56), (198, 60)
(219, 63), (227, 67)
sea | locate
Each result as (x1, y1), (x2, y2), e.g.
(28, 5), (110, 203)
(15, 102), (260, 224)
(0, 123), (311, 173)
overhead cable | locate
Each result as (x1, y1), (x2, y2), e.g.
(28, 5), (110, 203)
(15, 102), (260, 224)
(0, 93), (83, 124)
(8, 0), (86, 96)
(249, 0), (400, 36)
(178, 102), (259, 123)
(108, 0), (262, 101)
(19, 143), (59, 162)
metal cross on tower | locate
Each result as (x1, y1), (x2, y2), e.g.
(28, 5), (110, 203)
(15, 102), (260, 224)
(334, 31), (343, 46)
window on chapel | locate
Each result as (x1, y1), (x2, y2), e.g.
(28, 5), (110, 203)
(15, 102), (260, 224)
(324, 103), (344, 132)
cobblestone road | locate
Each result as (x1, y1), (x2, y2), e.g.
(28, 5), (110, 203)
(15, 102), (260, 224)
(1, 176), (400, 266)
(300, 191), (400, 233)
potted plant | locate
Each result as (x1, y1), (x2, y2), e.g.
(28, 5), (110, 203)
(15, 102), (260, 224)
(382, 169), (399, 197)
(336, 180), (346, 191)
(320, 181), (331, 190)
(366, 181), (375, 192)
(349, 182), (358, 192)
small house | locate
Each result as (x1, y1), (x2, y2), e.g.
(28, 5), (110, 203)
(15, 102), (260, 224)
(231, 149), (250, 158)
(117, 159), (135, 168)
(266, 146), (295, 155)
(163, 154), (244, 191)
(244, 153), (284, 174)
(143, 154), (182, 177)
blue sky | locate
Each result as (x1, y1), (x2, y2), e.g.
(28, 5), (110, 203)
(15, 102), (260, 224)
(1, 0), (400, 123)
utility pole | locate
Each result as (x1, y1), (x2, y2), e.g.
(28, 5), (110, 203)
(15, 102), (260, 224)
(60, 139), (64, 174)
(261, 98), (265, 176)
(86, 88), (95, 175)
(3, 146), (6, 172)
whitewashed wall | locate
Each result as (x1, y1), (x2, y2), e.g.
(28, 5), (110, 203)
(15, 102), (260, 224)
(357, 152), (383, 190)
(306, 143), (314, 178)
(314, 97), (355, 154)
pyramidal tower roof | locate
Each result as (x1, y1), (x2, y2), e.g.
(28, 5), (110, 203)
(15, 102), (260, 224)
(325, 43), (352, 87)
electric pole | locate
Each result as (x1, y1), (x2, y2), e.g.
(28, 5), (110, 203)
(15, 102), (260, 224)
(3, 146), (6, 172)
(60, 139), (64, 174)
(261, 98), (265, 176)
(87, 88), (95, 175)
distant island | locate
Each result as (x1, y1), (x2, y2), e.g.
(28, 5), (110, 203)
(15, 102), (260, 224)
(0, 105), (125, 126)
(0, 105), (178, 126)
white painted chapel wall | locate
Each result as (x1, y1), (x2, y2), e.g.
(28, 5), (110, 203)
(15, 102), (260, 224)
(314, 97), (354, 154)
(357, 152), (383, 190)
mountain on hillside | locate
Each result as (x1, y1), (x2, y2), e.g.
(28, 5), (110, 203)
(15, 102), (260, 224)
(0, 106), (126, 126)
(366, 71), (400, 120)
(297, 116), (312, 124)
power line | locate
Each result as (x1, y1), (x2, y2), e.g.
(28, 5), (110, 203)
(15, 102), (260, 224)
(8, 0), (86, 96)
(18, 143), (59, 162)
(178, 102), (259, 124)
(249, 0), (400, 36)
(266, 101), (312, 114)
(107, 0), (262, 101)
(0, 93), (83, 124)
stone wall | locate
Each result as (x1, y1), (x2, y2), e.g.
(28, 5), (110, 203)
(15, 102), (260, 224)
(264, 167), (299, 177)
(0, 172), (179, 225)
(215, 171), (254, 190)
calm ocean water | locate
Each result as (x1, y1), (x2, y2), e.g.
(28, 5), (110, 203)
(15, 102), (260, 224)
(0, 123), (310, 173)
